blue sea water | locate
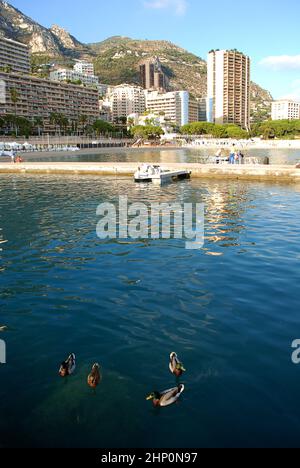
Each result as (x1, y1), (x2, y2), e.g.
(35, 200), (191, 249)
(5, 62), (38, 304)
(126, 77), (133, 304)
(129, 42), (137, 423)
(0, 171), (300, 448)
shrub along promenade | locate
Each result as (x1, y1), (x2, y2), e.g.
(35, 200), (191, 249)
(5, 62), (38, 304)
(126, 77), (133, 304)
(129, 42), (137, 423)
(1, 162), (300, 183)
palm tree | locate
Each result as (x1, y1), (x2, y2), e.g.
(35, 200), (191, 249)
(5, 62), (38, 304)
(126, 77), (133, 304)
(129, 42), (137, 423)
(79, 115), (88, 135)
(34, 117), (44, 137)
(0, 117), (4, 134)
(59, 115), (69, 135)
(10, 87), (19, 137)
(50, 112), (61, 136)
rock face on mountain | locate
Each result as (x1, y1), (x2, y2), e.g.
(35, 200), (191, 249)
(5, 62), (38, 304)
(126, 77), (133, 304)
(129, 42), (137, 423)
(50, 24), (82, 51)
(0, 1), (273, 121)
(250, 82), (273, 122)
(0, 0), (88, 56)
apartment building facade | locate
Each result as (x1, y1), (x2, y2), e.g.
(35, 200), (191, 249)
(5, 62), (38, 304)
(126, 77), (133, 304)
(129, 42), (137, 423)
(109, 84), (146, 121)
(0, 36), (30, 74)
(0, 72), (99, 132)
(207, 49), (251, 129)
(197, 97), (208, 122)
(145, 90), (191, 127)
(140, 57), (168, 92)
(271, 100), (300, 120)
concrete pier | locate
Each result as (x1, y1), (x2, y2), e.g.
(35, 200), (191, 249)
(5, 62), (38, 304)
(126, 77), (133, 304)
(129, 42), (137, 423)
(0, 162), (300, 182)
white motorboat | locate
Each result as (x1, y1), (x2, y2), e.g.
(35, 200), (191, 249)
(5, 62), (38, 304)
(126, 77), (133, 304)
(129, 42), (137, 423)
(134, 164), (191, 184)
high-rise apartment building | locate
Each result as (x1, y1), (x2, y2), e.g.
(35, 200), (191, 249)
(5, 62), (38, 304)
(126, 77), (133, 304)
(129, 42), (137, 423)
(109, 84), (146, 121)
(271, 100), (300, 121)
(0, 36), (30, 74)
(140, 57), (168, 92)
(207, 49), (250, 129)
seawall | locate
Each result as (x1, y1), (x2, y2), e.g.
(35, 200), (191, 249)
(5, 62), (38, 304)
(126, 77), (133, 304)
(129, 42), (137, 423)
(0, 162), (300, 183)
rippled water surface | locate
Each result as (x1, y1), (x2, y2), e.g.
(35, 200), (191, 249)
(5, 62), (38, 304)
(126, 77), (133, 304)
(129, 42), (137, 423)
(0, 173), (300, 448)
(26, 147), (300, 165)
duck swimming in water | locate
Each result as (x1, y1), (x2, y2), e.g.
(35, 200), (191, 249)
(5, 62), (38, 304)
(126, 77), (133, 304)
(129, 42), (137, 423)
(87, 363), (101, 389)
(59, 353), (76, 377)
(169, 352), (186, 377)
(146, 384), (185, 407)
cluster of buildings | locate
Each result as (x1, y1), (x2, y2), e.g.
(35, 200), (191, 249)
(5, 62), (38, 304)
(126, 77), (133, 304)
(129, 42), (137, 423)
(2, 33), (295, 137)
(98, 57), (208, 129)
(101, 53), (252, 131)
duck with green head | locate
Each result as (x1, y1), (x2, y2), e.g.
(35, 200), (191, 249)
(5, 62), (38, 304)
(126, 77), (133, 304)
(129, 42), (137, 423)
(169, 352), (186, 377)
(59, 353), (76, 378)
(146, 384), (185, 407)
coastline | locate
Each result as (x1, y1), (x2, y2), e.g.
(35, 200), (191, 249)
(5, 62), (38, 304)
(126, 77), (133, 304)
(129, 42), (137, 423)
(2, 141), (300, 161)
(184, 139), (300, 150)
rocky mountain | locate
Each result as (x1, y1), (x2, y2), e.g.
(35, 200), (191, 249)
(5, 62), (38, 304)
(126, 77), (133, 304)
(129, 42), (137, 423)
(0, 0), (89, 56)
(250, 82), (273, 122)
(90, 36), (207, 97)
(0, 1), (273, 121)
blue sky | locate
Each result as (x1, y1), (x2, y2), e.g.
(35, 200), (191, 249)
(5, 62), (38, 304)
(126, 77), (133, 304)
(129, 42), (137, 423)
(9, 0), (300, 99)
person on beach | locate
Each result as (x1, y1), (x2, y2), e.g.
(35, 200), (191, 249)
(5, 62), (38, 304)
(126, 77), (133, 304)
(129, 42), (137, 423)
(238, 151), (244, 165)
(15, 155), (24, 163)
(229, 144), (235, 164)
(11, 151), (16, 164)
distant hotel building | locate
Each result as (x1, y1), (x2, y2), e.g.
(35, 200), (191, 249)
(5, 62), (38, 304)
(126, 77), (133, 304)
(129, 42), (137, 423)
(271, 100), (300, 121)
(207, 49), (250, 129)
(0, 72), (99, 132)
(0, 36), (30, 74)
(140, 57), (168, 92)
(109, 84), (146, 121)
(50, 69), (100, 88)
(74, 60), (95, 76)
(145, 90), (193, 127)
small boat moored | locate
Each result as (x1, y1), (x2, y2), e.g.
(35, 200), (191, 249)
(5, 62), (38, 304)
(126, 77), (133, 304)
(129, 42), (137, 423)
(134, 164), (191, 184)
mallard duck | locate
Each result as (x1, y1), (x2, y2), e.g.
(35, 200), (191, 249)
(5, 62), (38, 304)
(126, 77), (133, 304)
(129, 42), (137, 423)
(87, 363), (101, 388)
(0, 326), (8, 332)
(169, 352), (186, 377)
(59, 353), (76, 377)
(146, 384), (185, 407)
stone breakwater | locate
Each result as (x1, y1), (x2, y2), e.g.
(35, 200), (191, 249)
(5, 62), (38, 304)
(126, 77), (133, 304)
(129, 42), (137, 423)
(1, 162), (300, 183)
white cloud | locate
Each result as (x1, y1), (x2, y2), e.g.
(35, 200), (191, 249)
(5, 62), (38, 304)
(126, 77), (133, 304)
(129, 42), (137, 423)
(278, 92), (300, 101)
(144, 0), (188, 16)
(277, 80), (300, 101)
(259, 55), (300, 71)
